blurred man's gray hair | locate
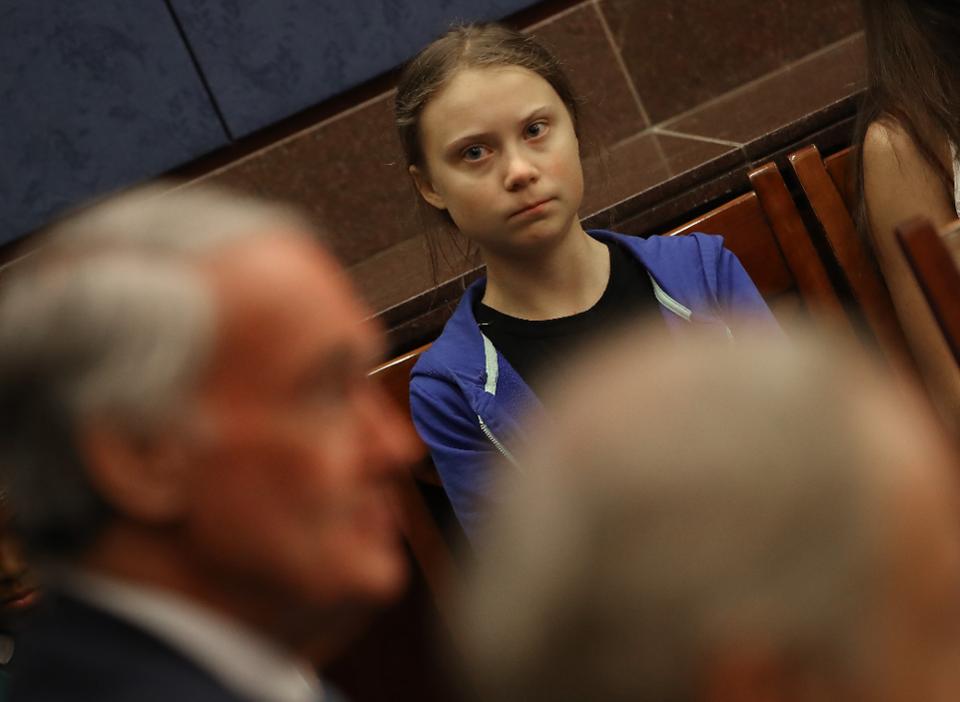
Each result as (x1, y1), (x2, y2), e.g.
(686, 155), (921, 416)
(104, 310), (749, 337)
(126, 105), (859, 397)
(460, 327), (941, 702)
(0, 185), (312, 556)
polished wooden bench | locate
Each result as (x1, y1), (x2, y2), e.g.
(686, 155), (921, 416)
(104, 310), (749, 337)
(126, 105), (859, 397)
(655, 160), (854, 335)
(788, 144), (917, 376)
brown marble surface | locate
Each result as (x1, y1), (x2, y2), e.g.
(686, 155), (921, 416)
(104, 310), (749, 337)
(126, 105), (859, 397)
(193, 92), (412, 268)
(583, 131), (740, 218)
(664, 33), (866, 158)
(600, 0), (861, 123)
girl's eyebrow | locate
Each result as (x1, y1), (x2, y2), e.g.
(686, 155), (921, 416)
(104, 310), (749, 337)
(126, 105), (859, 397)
(518, 105), (550, 125)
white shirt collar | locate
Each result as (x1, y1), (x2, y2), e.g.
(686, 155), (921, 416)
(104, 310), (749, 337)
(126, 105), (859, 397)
(59, 570), (324, 702)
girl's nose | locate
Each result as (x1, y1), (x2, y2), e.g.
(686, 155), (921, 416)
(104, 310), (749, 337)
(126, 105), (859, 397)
(503, 151), (540, 191)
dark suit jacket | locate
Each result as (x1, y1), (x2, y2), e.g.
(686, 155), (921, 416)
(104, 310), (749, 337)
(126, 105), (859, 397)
(10, 593), (297, 702)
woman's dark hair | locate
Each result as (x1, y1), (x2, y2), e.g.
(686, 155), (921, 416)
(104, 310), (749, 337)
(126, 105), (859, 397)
(854, 0), (960, 232)
(394, 23), (584, 281)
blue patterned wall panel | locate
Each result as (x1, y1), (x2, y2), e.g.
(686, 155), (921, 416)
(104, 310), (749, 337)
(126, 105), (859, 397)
(0, 1), (229, 245)
(168, 0), (540, 138)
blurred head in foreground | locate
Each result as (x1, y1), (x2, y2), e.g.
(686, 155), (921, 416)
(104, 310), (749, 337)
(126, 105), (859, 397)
(0, 185), (419, 654)
(461, 327), (960, 702)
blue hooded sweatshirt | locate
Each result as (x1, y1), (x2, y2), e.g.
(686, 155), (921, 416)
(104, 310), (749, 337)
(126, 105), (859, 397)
(409, 230), (779, 541)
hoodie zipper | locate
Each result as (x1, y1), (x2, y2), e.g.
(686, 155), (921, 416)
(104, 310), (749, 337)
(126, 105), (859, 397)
(479, 333), (520, 466)
(478, 416), (518, 465)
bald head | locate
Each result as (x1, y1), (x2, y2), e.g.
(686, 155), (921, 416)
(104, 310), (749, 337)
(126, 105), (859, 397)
(461, 327), (960, 702)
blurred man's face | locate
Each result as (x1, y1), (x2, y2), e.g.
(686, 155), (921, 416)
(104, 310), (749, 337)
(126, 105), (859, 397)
(865, 408), (960, 702)
(181, 234), (419, 624)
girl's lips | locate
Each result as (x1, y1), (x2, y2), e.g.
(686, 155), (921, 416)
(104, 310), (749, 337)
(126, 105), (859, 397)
(510, 198), (554, 218)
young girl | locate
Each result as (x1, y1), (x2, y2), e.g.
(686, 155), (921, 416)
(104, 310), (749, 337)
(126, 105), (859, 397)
(856, 0), (960, 431)
(396, 23), (777, 539)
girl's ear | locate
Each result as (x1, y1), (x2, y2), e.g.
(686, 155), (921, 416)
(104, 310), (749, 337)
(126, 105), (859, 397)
(409, 165), (447, 211)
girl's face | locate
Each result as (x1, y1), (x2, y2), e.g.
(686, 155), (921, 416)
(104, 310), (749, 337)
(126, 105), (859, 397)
(411, 66), (584, 257)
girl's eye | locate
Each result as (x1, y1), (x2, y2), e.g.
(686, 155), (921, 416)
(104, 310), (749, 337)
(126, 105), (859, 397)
(462, 145), (489, 162)
(525, 121), (548, 138)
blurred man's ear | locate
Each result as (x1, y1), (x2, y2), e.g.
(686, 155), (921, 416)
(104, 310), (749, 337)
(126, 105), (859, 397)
(79, 420), (192, 523)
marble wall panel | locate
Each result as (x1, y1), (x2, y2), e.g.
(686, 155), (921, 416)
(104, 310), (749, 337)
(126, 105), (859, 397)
(665, 34), (866, 158)
(193, 91), (421, 267)
(600, 0), (862, 123)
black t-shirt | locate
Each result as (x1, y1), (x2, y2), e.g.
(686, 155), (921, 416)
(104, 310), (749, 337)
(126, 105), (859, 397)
(475, 242), (662, 397)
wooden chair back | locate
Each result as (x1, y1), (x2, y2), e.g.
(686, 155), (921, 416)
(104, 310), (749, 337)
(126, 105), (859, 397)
(824, 146), (856, 209)
(650, 161), (854, 332)
(788, 144), (917, 376)
(897, 217), (960, 366)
